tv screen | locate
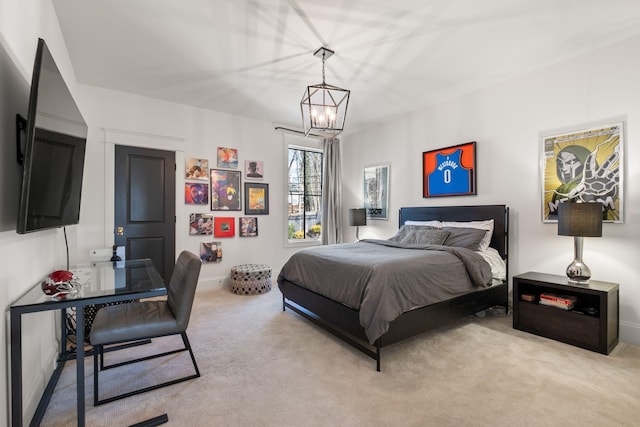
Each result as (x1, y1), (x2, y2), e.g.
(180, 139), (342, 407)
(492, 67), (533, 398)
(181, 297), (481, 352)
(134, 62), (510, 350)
(17, 38), (87, 234)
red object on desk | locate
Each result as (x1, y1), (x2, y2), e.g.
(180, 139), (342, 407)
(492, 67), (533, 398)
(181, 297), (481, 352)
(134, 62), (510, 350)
(41, 270), (79, 297)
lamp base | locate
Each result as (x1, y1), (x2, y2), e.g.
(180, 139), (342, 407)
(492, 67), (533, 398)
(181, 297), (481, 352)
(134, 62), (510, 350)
(566, 259), (591, 284)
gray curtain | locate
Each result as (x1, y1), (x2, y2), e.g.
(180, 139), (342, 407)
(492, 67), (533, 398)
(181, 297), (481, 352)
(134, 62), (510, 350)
(321, 137), (343, 245)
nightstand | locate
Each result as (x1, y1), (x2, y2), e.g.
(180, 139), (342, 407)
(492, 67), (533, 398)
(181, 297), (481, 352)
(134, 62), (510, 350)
(513, 271), (619, 354)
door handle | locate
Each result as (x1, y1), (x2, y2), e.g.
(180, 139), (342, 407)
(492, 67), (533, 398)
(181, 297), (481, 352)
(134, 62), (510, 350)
(116, 226), (124, 236)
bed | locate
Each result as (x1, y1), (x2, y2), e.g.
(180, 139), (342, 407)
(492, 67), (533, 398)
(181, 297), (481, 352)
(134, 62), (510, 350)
(278, 204), (509, 371)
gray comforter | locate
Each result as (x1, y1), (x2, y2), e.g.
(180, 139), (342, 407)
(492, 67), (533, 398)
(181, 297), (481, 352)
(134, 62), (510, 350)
(277, 239), (493, 344)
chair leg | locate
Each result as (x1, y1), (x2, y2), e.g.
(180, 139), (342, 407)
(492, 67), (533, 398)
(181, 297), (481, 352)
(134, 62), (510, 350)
(181, 332), (200, 378)
(93, 345), (102, 406)
(94, 332), (200, 406)
(99, 344), (104, 370)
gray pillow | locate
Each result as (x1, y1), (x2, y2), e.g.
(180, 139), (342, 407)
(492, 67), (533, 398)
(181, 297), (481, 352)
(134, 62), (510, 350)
(401, 228), (450, 245)
(442, 227), (487, 251)
(388, 224), (438, 242)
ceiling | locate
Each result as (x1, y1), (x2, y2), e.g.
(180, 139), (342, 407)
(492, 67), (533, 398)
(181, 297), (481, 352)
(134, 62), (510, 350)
(53, 0), (640, 134)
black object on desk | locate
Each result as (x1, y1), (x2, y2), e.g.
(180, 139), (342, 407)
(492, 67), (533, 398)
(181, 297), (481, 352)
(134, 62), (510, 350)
(10, 259), (166, 427)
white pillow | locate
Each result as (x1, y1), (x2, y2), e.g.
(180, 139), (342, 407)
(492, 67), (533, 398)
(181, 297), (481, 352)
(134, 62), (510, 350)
(441, 219), (494, 252)
(404, 220), (442, 227)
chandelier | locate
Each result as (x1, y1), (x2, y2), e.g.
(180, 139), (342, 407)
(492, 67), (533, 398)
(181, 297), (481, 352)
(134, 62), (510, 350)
(300, 47), (350, 137)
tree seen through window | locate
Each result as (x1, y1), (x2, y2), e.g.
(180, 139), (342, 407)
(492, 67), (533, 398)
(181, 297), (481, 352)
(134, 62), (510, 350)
(288, 147), (322, 241)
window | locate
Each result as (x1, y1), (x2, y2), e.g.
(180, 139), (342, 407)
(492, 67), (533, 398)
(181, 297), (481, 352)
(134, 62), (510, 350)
(287, 145), (323, 244)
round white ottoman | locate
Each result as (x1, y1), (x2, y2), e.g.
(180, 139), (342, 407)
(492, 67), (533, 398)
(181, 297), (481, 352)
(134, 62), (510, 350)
(230, 264), (272, 295)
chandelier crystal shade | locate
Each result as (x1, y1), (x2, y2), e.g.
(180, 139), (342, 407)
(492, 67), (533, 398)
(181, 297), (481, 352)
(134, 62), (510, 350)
(300, 47), (350, 137)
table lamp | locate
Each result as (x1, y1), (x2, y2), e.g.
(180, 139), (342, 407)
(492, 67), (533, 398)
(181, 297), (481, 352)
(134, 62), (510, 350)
(557, 202), (602, 284)
(349, 208), (367, 241)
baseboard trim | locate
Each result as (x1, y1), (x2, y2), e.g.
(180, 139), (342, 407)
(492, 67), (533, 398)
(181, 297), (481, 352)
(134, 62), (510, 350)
(197, 275), (229, 291)
(620, 320), (640, 346)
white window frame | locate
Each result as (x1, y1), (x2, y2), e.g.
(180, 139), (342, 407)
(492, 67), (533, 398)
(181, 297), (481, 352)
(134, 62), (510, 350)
(283, 135), (323, 248)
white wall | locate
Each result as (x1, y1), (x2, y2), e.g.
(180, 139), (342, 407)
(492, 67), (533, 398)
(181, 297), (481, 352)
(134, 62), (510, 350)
(341, 34), (640, 345)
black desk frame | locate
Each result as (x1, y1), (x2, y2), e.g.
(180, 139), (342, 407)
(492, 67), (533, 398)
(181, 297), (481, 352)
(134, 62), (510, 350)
(10, 259), (166, 427)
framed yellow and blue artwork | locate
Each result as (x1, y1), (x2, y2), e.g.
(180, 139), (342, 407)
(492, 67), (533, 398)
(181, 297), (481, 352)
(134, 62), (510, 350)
(540, 121), (623, 223)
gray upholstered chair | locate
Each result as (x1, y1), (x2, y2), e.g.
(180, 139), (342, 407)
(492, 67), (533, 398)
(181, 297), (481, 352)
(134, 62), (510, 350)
(90, 250), (202, 405)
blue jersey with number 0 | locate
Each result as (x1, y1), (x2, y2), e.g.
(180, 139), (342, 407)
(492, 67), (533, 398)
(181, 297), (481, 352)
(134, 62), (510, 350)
(428, 149), (471, 196)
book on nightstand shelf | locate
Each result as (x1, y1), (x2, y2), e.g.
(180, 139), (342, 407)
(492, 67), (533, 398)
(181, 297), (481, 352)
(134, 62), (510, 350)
(539, 293), (577, 310)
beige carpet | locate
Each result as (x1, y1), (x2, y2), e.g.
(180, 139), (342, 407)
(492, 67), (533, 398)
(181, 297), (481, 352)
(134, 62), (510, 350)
(41, 286), (640, 426)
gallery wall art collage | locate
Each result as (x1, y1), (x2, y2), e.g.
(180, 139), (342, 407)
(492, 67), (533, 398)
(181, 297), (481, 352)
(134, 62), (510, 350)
(185, 147), (268, 263)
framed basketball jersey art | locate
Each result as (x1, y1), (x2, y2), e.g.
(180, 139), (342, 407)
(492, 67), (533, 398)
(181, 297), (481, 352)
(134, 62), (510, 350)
(423, 141), (476, 198)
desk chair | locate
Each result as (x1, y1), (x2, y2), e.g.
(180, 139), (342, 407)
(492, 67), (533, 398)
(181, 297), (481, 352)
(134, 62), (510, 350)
(90, 251), (202, 405)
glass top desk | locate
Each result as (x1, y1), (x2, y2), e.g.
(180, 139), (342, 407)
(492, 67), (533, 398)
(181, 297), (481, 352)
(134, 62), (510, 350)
(10, 259), (167, 427)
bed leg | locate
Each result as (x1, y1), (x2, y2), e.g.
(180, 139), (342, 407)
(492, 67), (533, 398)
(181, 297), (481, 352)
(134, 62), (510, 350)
(282, 296), (286, 312)
(375, 339), (381, 372)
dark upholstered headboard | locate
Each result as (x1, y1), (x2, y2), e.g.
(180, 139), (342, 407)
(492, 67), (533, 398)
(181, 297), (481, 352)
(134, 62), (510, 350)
(398, 205), (509, 260)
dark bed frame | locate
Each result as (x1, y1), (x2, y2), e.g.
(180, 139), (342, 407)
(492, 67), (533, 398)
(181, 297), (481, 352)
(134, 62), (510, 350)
(279, 204), (509, 371)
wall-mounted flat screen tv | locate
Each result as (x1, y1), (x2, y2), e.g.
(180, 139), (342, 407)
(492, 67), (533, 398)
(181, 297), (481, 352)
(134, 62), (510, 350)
(17, 38), (87, 234)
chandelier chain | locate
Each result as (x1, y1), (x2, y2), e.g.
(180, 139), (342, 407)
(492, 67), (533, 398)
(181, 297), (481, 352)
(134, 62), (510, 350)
(322, 52), (326, 84)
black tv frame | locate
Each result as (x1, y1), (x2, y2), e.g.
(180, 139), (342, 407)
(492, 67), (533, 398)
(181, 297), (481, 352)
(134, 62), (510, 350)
(16, 38), (87, 234)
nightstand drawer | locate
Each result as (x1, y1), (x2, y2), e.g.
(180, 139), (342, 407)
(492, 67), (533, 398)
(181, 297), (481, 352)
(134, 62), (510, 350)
(518, 302), (599, 348)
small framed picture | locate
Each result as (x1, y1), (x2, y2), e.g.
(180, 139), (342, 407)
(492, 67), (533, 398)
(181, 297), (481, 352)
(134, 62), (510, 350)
(200, 241), (222, 263)
(189, 213), (214, 235)
(185, 182), (209, 205)
(244, 183), (269, 215)
(239, 217), (258, 237)
(185, 158), (209, 180)
(245, 160), (264, 180)
(214, 216), (235, 238)
(210, 169), (241, 211)
(217, 147), (238, 168)
(363, 164), (389, 220)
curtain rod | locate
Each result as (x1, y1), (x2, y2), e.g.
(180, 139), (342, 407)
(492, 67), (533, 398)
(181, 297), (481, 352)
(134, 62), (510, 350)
(274, 126), (333, 140)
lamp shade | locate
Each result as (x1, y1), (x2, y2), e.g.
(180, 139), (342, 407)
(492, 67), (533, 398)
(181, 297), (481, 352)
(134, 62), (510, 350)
(349, 208), (367, 227)
(558, 203), (602, 237)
